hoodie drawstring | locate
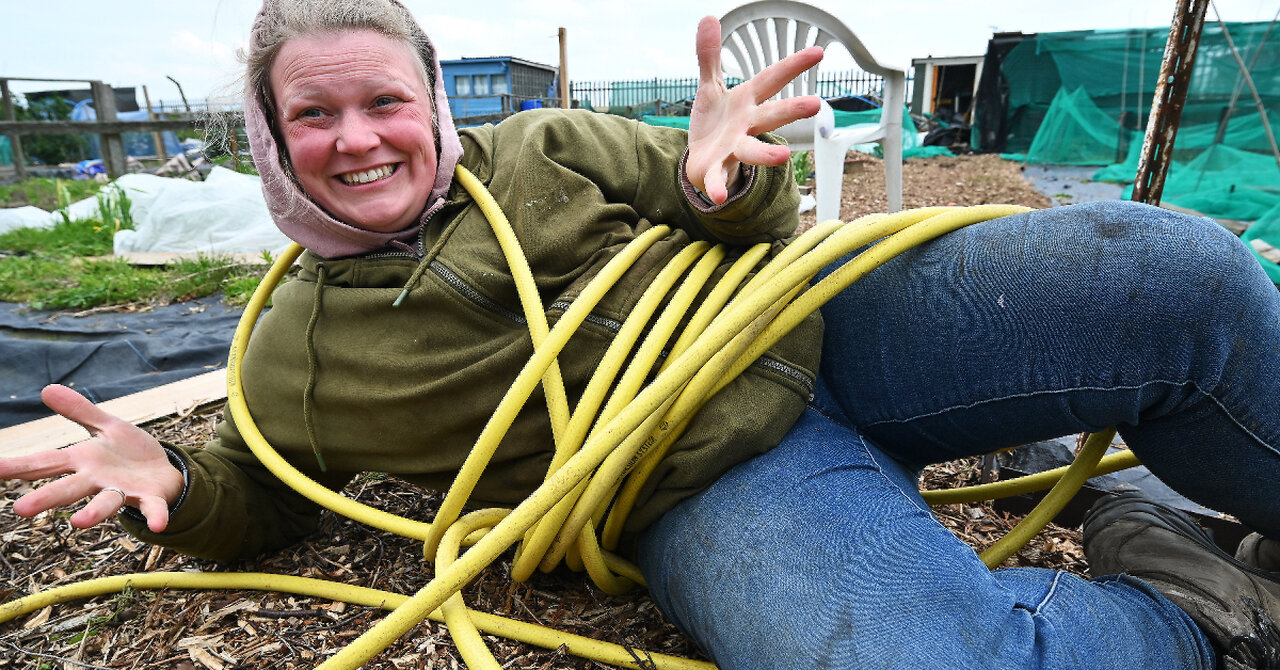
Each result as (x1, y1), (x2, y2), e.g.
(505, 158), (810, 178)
(303, 262), (329, 472)
(393, 257), (432, 308)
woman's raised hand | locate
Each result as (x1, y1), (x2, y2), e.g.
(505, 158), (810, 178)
(686, 15), (824, 204)
(0, 384), (184, 532)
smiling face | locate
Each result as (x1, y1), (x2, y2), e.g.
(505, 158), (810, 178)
(270, 30), (438, 233)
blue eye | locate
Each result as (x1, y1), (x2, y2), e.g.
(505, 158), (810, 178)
(298, 108), (324, 119)
(373, 96), (398, 107)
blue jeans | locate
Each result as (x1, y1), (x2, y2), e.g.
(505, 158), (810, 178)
(638, 201), (1280, 669)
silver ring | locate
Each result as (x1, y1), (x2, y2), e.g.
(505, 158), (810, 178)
(101, 486), (127, 509)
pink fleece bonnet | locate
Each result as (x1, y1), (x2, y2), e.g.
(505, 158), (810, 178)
(243, 0), (464, 259)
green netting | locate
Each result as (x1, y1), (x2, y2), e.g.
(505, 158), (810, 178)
(995, 22), (1280, 157)
(640, 106), (921, 155)
(1096, 143), (1280, 222)
(903, 145), (954, 159)
(984, 21), (1280, 232)
(1156, 145), (1280, 220)
(1243, 204), (1280, 283)
(0, 136), (10, 166)
(639, 115), (689, 128)
(843, 108), (922, 157)
(1091, 140), (1147, 183)
(1025, 87), (1141, 165)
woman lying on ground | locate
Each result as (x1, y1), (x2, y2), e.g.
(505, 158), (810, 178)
(3, 1), (1280, 668)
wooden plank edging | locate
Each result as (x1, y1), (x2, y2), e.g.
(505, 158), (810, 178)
(0, 369), (228, 458)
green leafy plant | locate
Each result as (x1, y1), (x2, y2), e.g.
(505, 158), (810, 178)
(0, 253), (281, 310)
(222, 273), (269, 305)
(789, 151), (812, 187)
(94, 184), (135, 232)
(209, 154), (259, 176)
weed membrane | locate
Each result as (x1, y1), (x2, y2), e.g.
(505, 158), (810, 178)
(0, 295), (243, 428)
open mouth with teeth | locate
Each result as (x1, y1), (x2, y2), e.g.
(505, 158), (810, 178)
(339, 163), (399, 186)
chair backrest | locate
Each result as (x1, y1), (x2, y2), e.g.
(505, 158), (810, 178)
(719, 1), (897, 101)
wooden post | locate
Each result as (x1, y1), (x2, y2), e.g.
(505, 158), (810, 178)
(142, 84), (167, 161)
(91, 80), (127, 179)
(1132, 0), (1209, 205)
(228, 124), (241, 173)
(0, 78), (28, 181)
(558, 27), (570, 109)
(166, 75), (191, 113)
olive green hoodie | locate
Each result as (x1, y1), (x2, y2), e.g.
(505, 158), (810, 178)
(122, 109), (821, 560)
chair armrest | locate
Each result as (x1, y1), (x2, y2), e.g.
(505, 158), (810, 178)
(815, 98), (835, 140)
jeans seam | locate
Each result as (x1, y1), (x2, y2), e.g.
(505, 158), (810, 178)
(805, 404), (930, 513)
(808, 402), (841, 424)
(860, 379), (1197, 427)
(861, 379), (1278, 454)
(1201, 385), (1280, 457)
(1031, 571), (1066, 615)
(860, 437), (930, 515)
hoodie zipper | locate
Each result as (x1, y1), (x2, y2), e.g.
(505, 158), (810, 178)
(430, 261), (527, 324)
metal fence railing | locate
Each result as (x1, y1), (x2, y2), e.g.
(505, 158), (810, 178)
(570, 70), (914, 116)
(151, 68), (913, 125)
(152, 99), (241, 115)
(3, 69), (917, 175)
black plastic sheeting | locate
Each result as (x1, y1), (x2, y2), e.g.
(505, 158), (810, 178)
(1000, 436), (1219, 518)
(0, 297), (245, 429)
(972, 31), (1035, 154)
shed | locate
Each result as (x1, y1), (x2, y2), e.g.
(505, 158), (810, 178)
(910, 55), (985, 124)
(441, 57), (558, 125)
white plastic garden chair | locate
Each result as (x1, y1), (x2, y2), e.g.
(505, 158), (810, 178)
(720, 0), (906, 219)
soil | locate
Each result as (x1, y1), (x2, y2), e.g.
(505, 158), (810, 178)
(0, 155), (1076, 670)
(808, 151), (1053, 229)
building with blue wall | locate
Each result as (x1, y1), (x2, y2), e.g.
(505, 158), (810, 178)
(441, 57), (559, 125)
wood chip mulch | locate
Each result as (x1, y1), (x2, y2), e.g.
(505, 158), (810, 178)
(1, 405), (1085, 669)
(2, 155), (1080, 669)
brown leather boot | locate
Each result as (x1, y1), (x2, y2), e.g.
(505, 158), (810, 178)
(1083, 492), (1280, 670)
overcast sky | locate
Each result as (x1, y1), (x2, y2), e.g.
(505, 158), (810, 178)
(2, 0), (1277, 106)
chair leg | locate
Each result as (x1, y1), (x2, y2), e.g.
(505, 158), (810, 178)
(813, 138), (845, 223)
(882, 135), (903, 214)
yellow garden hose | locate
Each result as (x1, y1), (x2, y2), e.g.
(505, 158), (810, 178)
(0, 572), (715, 670)
(0, 165), (1141, 669)
(921, 447), (1142, 507)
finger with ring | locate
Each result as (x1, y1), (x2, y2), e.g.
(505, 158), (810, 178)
(101, 486), (127, 510)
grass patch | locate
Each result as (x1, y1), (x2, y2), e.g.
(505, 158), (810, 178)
(0, 250), (277, 310)
(0, 177), (104, 211)
(1, 181), (279, 310)
(0, 212), (117, 258)
(221, 271), (273, 304)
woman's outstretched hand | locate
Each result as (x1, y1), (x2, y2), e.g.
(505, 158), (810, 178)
(686, 15), (824, 204)
(0, 384), (184, 532)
